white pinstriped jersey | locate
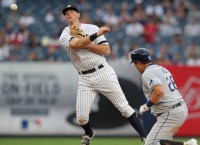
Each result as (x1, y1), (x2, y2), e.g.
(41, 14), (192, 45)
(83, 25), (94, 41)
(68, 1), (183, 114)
(59, 23), (109, 71)
(142, 64), (184, 116)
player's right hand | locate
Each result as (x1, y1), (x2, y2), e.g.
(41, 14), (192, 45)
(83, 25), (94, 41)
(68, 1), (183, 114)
(139, 103), (149, 116)
(97, 27), (110, 36)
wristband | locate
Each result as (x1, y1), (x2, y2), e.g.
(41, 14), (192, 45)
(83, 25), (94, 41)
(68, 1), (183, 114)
(89, 33), (98, 41)
(147, 100), (154, 107)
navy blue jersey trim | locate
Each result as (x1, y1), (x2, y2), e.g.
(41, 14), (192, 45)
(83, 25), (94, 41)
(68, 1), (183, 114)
(152, 112), (170, 145)
(69, 37), (75, 41)
(98, 41), (108, 45)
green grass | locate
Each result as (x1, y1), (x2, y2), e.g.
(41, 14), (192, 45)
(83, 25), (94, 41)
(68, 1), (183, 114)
(0, 137), (199, 145)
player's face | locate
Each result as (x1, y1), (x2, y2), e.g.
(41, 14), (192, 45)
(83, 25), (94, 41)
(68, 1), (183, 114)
(133, 62), (144, 74)
(64, 10), (80, 23)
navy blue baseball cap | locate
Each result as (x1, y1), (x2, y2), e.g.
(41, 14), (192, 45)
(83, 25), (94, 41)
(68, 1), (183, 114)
(62, 5), (79, 15)
(130, 48), (152, 64)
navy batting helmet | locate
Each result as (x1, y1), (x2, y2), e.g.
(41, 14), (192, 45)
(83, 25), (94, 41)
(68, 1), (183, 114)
(130, 48), (152, 64)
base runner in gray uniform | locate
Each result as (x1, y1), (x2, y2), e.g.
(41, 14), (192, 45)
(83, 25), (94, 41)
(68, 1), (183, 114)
(59, 5), (146, 145)
(130, 48), (198, 145)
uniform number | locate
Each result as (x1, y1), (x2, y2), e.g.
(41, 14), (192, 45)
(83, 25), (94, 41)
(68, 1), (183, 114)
(166, 75), (177, 92)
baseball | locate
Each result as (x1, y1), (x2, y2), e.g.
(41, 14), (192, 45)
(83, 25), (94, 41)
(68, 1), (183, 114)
(10, 4), (18, 11)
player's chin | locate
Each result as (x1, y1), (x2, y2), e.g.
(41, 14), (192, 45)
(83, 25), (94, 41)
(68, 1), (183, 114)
(67, 19), (74, 23)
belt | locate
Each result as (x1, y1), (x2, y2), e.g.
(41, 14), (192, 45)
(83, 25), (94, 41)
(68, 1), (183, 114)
(78, 64), (104, 75)
(171, 102), (183, 109)
(156, 102), (183, 117)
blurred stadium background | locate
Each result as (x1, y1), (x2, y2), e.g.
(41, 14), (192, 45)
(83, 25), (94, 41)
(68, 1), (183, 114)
(0, 0), (200, 144)
(1, 0), (200, 63)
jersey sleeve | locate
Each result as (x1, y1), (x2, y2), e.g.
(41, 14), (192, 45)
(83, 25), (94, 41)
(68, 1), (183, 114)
(59, 28), (72, 48)
(142, 73), (163, 92)
(92, 25), (109, 45)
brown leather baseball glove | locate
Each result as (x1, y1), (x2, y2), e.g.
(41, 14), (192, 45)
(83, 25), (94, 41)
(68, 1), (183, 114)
(70, 25), (85, 38)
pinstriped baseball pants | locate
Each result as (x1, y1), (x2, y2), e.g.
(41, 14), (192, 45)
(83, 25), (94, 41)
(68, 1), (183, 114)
(76, 63), (134, 125)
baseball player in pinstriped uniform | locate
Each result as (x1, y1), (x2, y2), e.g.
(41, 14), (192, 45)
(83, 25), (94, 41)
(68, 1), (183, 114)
(130, 48), (198, 145)
(59, 5), (146, 145)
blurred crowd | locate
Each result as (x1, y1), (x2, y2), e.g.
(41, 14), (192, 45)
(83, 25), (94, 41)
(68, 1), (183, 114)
(0, 0), (200, 65)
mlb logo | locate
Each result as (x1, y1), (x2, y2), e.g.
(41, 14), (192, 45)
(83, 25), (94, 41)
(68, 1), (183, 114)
(21, 119), (41, 130)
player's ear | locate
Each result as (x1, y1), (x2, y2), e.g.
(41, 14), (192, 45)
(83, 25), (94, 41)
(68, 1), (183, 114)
(77, 13), (80, 18)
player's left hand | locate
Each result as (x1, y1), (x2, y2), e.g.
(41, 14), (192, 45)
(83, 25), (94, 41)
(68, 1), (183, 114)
(70, 25), (86, 38)
(139, 103), (149, 116)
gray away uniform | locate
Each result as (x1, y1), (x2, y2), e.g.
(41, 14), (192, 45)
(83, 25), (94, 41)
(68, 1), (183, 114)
(142, 64), (188, 145)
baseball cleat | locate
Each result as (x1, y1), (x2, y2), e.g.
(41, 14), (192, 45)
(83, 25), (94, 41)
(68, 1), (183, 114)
(184, 138), (198, 145)
(81, 132), (95, 145)
(141, 137), (146, 145)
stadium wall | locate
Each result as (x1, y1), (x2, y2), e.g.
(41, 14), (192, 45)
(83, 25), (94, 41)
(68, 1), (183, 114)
(0, 62), (199, 136)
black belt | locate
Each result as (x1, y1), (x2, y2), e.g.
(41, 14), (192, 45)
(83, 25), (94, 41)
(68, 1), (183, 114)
(171, 102), (182, 109)
(156, 102), (183, 117)
(79, 64), (104, 75)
